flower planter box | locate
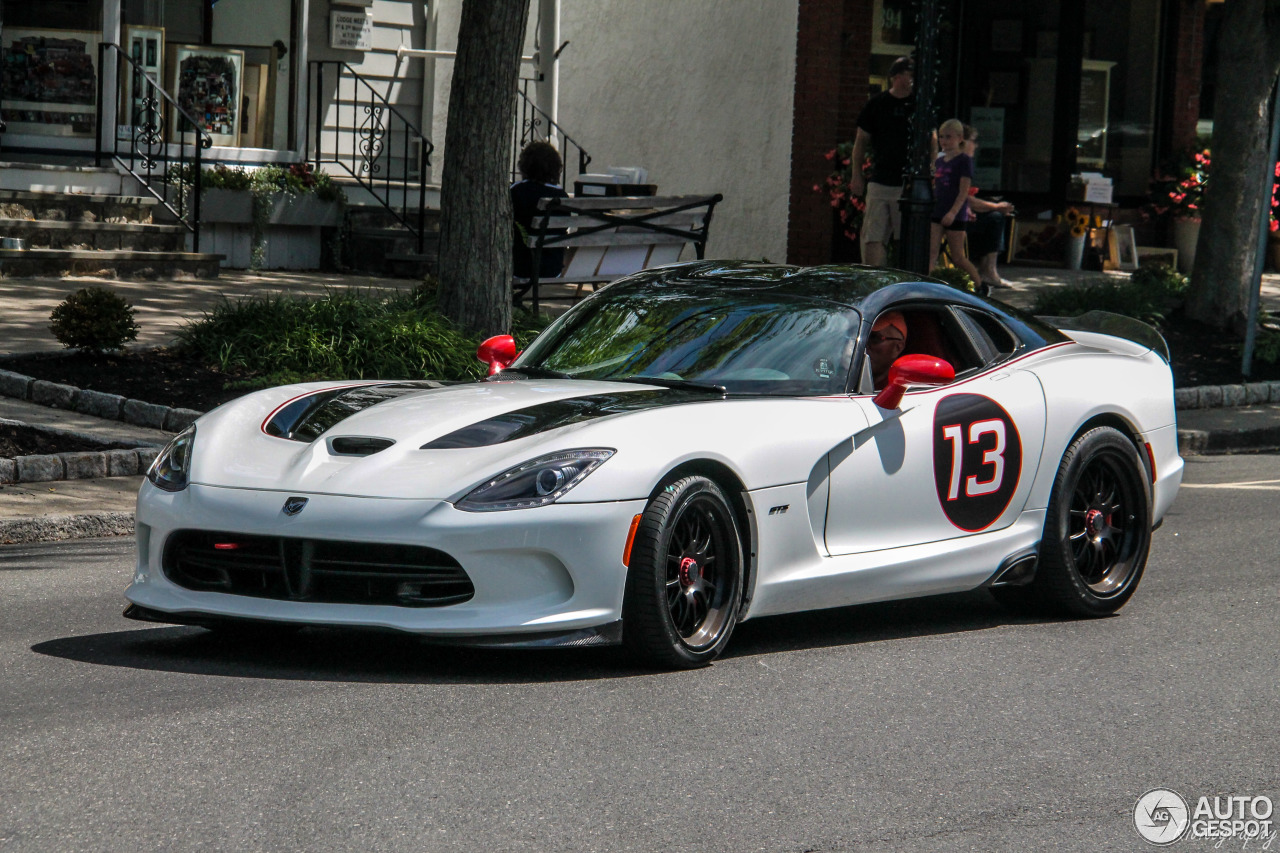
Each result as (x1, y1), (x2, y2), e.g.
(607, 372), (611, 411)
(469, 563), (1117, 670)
(196, 190), (344, 270)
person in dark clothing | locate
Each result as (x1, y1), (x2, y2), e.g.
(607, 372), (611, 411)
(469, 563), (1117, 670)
(849, 56), (922, 267)
(511, 141), (569, 279)
(962, 125), (1015, 289)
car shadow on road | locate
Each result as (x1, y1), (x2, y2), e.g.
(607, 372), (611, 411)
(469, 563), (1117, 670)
(31, 589), (1080, 684)
(724, 588), (1075, 661)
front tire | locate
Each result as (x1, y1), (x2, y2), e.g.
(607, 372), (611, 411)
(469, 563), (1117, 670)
(623, 476), (745, 668)
(1020, 426), (1152, 616)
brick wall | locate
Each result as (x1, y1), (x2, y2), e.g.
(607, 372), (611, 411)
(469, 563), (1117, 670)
(1168, 0), (1205, 154)
(786, 0), (874, 265)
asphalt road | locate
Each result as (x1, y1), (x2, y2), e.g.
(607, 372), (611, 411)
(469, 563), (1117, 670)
(2, 454), (1277, 853)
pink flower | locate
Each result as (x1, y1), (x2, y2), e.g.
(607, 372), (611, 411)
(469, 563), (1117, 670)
(824, 149), (836, 161)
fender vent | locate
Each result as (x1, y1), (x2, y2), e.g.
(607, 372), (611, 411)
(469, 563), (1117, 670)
(329, 436), (395, 456)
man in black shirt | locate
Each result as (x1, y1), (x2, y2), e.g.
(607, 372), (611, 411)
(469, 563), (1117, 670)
(849, 56), (916, 267)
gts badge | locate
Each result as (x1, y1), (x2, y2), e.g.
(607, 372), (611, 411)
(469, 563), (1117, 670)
(282, 496), (309, 516)
(768, 505), (790, 516)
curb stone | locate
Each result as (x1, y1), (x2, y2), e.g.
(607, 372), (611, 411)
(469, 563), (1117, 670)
(0, 418), (160, 485)
(0, 367), (200, 433)
(1177, 425), (1280, 456)
(0, 511), (134, 546)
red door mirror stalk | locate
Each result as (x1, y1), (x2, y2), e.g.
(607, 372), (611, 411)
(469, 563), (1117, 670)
(476, 335), (517, 376)
(872, 354), (955, 409)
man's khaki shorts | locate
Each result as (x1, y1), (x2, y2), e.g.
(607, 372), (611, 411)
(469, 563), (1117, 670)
(861, 181), (903, 245)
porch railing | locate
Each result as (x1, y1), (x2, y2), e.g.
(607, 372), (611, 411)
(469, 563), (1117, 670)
(513, 78), (591, 188)
(309, 61), (433, 254)
(95, 43), (210, 251)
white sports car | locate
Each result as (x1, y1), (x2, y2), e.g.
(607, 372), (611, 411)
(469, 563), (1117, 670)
(125, 262), (1182, 668)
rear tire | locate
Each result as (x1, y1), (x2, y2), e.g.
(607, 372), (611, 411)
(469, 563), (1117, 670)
(1017, 426), (1152, 616)
(622, 476), (744, 669)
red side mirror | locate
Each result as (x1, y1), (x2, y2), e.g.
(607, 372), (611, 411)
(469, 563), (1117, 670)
(477, 335), (517, 376)
(872, 354), (955, 409)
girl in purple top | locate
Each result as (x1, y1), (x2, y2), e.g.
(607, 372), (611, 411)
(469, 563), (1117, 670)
(928, 118), (982, 288)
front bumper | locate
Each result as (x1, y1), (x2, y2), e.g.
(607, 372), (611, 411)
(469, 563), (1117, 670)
(127, 481), (645, 638)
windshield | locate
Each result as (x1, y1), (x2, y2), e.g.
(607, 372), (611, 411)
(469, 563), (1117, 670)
(517, 287), (861, 396)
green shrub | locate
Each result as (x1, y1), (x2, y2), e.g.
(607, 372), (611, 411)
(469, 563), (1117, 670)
(49, 287), (140, 352)
(176, 287), (551, 388)
(1030, 270), (1186, 327)
(1128, 263), (1189, 296)
(929, 266), (975, 293)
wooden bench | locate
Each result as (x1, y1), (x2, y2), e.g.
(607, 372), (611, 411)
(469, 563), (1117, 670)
(515, 193), (722, 312)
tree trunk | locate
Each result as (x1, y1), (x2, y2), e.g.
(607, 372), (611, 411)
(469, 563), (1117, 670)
(1185, 0), (1280, 333)
(435, 0), (531, 336)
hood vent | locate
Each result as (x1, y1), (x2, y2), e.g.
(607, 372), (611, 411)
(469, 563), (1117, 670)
(328, 436), (395, 456)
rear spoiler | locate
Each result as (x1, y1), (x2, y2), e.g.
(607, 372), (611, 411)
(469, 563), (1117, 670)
(1035, 311), (1170, 364)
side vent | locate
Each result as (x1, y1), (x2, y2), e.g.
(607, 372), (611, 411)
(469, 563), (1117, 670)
(329, 436), (395, 456)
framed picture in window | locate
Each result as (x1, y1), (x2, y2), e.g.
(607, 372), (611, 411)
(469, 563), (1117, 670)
(168, 44), (244, 147)
(0, 28), (101, 136)
(1110, 225), (1139, 271)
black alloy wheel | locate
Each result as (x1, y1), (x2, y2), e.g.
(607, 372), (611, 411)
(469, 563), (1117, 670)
(623, 475), (745, 668)
(1001, 426), (1152, 616)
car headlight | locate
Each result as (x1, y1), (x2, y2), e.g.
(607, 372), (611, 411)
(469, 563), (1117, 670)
(457, 448), (614, 512)
(147, 424), (196, 492)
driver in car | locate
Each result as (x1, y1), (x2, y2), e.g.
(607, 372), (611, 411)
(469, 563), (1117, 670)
(866, 311), (907, 390)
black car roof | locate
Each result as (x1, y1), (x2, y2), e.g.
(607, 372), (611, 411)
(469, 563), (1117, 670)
(610, 261), (927, 307)
(603, 261), (1068, 350)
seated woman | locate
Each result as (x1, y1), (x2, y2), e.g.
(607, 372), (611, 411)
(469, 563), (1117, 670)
(962, 126), (1015, 289)
(511, 141), (569, 279)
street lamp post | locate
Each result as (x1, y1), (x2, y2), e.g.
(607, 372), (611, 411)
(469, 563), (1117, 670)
(898, 0), (941, 274)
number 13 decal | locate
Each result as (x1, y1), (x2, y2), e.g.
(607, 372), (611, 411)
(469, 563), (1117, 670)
(933, 395), (1022, 531)
(942, 419), (1005, 499)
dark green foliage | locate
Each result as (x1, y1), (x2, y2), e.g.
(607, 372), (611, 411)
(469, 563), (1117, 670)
(176, 287), (551, 388)
(928, 265), (976, 293)
(48, 287), (140, 353)
(1128, 263), (1190, 296)
(1030, 268), (1188, 326)
(1253, 311), (1280, 365)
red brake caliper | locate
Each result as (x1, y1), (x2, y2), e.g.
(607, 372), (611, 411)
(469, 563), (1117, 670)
(679, 557), (698, 588)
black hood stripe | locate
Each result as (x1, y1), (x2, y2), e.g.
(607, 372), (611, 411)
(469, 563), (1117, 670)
(421, 389), (718, 449)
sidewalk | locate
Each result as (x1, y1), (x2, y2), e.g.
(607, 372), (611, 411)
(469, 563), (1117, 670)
(2, 265), (1280, 545)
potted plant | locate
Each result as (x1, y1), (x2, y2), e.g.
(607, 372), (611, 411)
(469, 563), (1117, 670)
(1147, 147), (1208, 274)
(188, 163), (346, 270)
(813, 143), (870, 252)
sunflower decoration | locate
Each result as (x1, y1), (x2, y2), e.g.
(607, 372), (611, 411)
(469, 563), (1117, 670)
(1071, 220), (1088, 238)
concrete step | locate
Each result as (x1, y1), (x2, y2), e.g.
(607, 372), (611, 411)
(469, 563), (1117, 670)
(344, 227), (438, 277)
(0, 191), (159, 225)
(0, 219), (187, 252)
(0, 248), (222, 279)
(0, 161), (126, 196)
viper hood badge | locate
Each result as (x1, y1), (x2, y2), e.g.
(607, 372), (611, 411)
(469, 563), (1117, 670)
(282, 496), (309, 516)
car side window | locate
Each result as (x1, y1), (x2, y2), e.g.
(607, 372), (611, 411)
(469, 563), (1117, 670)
(954, 308), (1021, 367)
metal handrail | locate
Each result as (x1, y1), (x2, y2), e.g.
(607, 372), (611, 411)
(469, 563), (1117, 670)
(95, 43), (212, 250)
(513, 80), (591, 187)
(309, 60), (433, 254)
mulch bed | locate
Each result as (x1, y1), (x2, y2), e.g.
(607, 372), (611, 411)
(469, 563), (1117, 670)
(0, 423), (135, 457)
(1161, 314), (1280, 387)
(1, 349), (251, 413)
(0, 315), (1277, 439)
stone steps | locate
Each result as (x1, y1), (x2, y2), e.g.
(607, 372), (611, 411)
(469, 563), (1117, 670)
(0, 218), (187, 252)
(0, 189), (160, 225)
(0, 248), (222, 279)
(0, 184), (220, 279)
